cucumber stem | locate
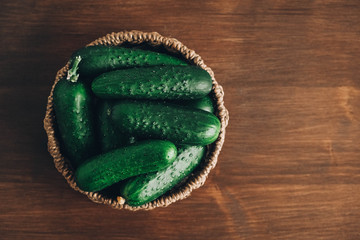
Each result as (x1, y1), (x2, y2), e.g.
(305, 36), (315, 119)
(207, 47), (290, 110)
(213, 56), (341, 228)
(67, 56), (82, 83)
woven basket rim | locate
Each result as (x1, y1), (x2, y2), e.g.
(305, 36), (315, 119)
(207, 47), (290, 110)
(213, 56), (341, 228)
(43, 30), (229, 211)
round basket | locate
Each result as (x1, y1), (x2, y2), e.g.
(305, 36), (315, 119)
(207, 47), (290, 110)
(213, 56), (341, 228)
(43, 30), (229, 210)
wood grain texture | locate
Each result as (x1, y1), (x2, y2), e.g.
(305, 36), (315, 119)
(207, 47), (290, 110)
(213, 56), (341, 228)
(1, 0), (360, 239)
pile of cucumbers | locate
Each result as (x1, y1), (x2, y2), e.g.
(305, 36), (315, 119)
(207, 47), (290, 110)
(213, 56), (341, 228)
(53, 45), (220, 206)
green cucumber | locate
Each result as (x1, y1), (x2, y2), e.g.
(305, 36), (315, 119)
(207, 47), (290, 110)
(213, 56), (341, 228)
(53, 56), (98, 167)
(96, 96), (214, 152)
(96, 100), (135, 153)
(71, 45), (187, 77)
(75, 140), (177, 192)
(91, 66), (212, 100)
(111, 100), (220, 145)
(173, 95), (214, 113)
(119, 145), (206, 206)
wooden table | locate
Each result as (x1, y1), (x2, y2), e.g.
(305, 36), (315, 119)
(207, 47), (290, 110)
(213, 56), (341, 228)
(1, 1), (359, 239)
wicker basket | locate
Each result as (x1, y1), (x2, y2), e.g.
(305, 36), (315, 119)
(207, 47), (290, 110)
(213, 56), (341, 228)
(43, 30), (229, 210)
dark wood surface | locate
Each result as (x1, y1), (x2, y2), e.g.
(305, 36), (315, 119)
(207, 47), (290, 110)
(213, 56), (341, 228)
(1, 1), (360, 239)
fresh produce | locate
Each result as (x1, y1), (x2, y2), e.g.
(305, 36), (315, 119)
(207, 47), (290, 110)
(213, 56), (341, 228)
(117, 96), (214, 206)
(174, 95), (214, 113)
(53, 56), (98, 167)
(119, 145), (206, 206)
(75, 140), (177, 192)
(96, 96), (215, 152)
(91, 65), (212, 100)
(71, 45), (187, 77)
(96, 100), (135, 152)
(53, 45), (221, 206)
(111, 100), (221, 145)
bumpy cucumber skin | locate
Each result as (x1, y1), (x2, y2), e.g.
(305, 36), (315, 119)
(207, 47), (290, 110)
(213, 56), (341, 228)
(111, 100), (220, 145)
(75, 140), (177, 192)
(92, 66), (212, 100)
(96, 96), (214, 152)
(53, 78), (98, 167)
(96, 100), (136, 153)
(117, 96), (214, 206)
(120, 145), (206, 206)
(71, 46), (187, 77)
